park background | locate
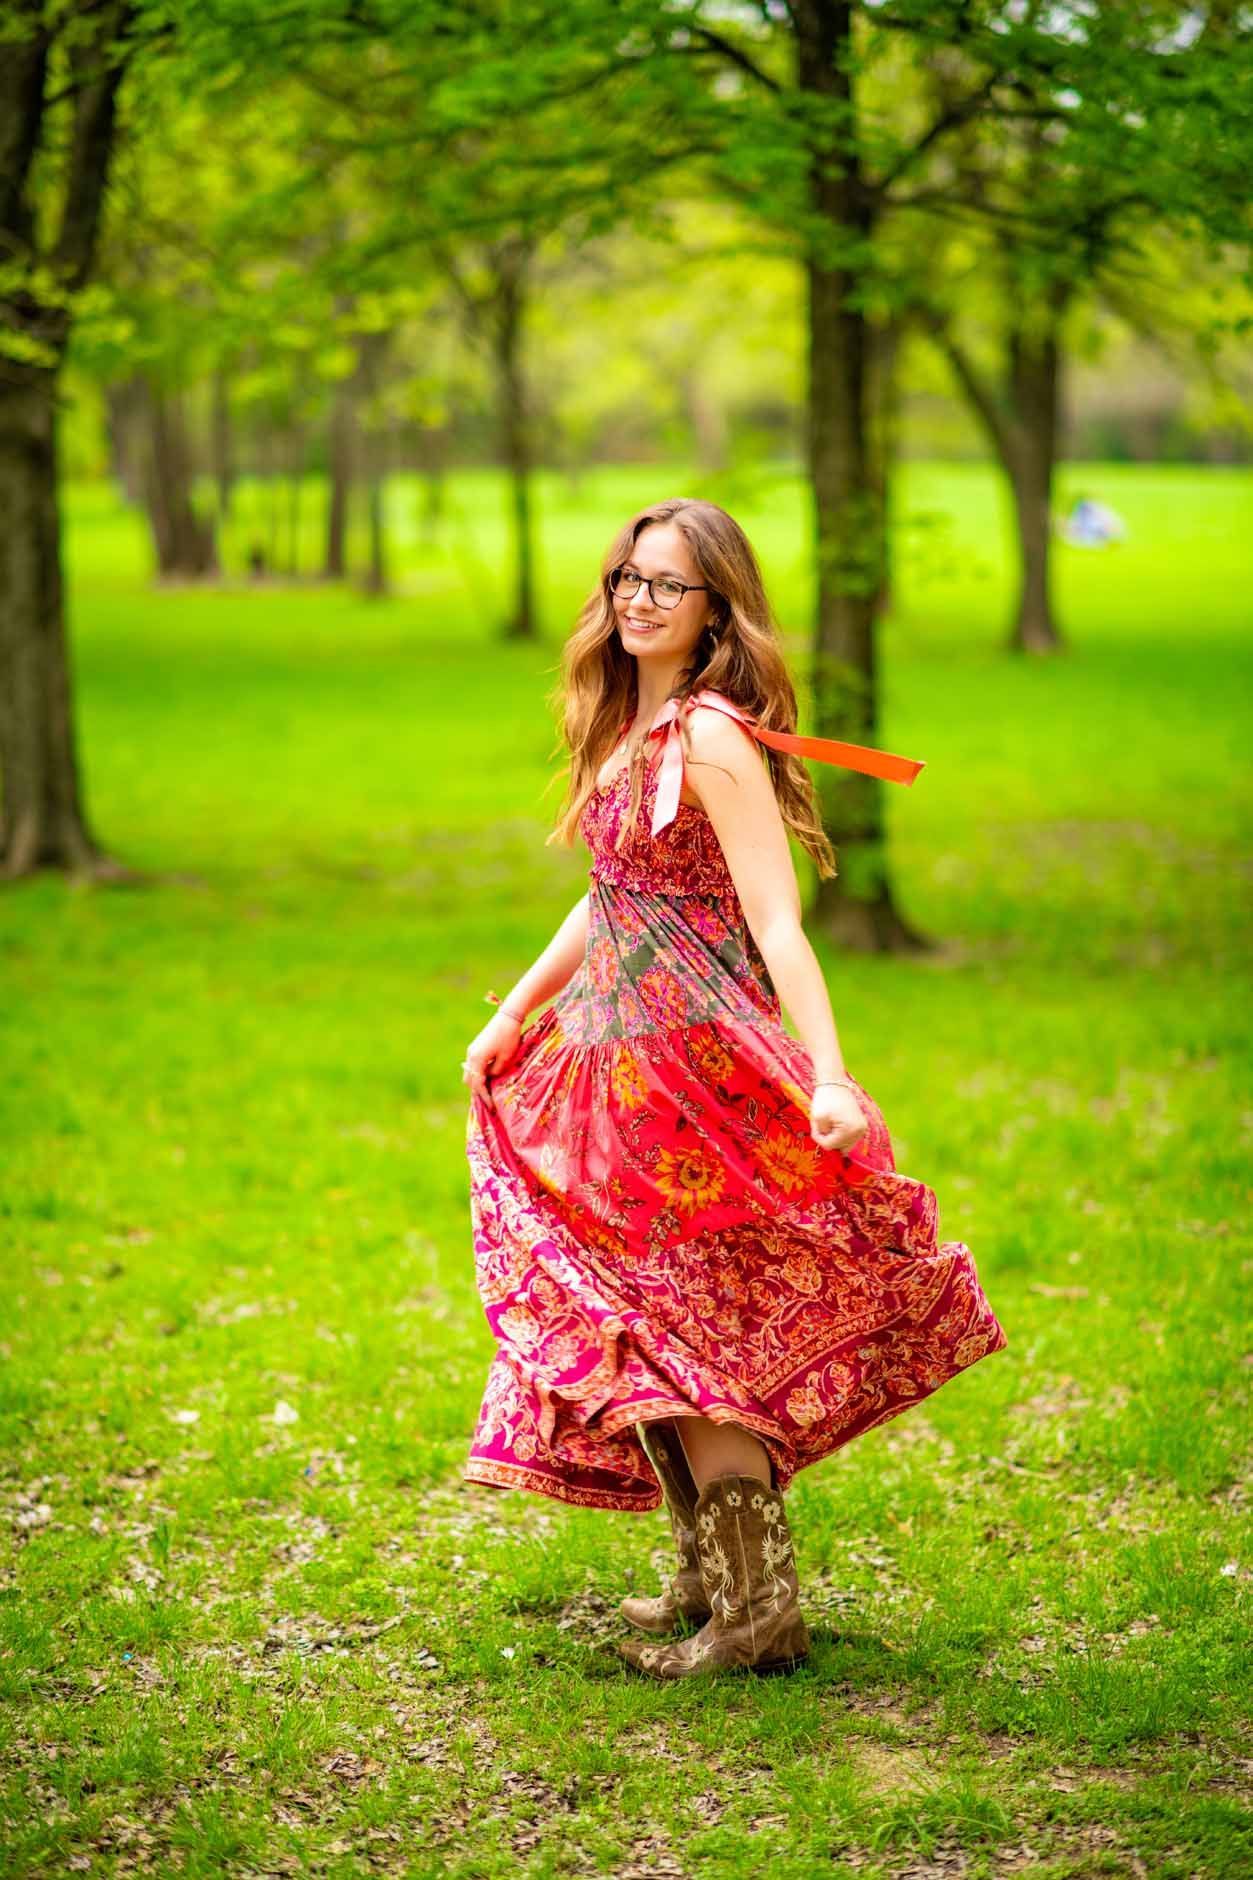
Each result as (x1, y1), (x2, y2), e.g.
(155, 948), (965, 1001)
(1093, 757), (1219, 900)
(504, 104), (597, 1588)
(2, 4), (1251, 1877)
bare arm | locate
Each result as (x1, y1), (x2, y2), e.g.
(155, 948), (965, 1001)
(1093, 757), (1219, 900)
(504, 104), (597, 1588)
(684, 710), (866, 1152)
(463, 890), (591, 1109)
(499, 890), (591, 1020)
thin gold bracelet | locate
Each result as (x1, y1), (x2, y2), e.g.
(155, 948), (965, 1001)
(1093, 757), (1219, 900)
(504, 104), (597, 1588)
(484, 989), (527, 1024)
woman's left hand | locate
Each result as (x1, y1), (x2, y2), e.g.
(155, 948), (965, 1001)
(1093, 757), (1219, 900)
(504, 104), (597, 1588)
(810, 1081), (869, 1154)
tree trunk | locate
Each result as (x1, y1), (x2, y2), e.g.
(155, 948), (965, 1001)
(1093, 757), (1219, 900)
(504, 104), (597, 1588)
(211, 367), (234, 526)
(0, 375), (110, 877)
(868, 315), (904, 619)
(1005, 322), (1063, 654)
(364, 446), (388, 597)
(0, 0), (132, 878)
(357, 331), (389, 597)
(285, 427), (305, 577)
(930, 292), (1068, 656)
(493, 249), (537, 640)
(263, 425), (281, 574)
(138, 377), (217, 578)
(324, 376), (353, 579)
(796, 1), (930, 953)
(104, 377), (145, 505)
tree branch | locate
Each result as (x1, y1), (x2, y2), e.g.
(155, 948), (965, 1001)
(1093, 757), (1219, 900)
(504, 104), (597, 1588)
(923, 308), (1014, 465)
(0, 29), (49, 243)
(687, 23), (781, 93)
(51, 2), (134, 290)
(871, 70), (1002, 198)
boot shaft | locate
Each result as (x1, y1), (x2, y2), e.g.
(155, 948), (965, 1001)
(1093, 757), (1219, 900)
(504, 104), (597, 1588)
(618, 1469), (810, 1678)
(694, 1473), (802, 1627)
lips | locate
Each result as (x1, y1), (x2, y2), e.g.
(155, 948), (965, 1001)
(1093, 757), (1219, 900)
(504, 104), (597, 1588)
(625, 618), (663, 632)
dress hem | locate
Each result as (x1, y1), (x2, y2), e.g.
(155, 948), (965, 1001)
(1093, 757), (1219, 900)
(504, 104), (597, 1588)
(462, 1456), (664, 1513)
(464, 1328), (1008, 1512)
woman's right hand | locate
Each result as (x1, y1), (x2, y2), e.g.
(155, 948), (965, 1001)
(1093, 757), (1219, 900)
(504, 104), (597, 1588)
(461, 1012), (524, 1111)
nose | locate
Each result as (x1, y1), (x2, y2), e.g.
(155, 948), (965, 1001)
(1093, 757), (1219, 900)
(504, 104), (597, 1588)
(623, 581), (659, 617)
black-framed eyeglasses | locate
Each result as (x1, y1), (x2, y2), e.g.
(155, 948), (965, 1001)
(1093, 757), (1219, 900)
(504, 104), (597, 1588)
(609, 566), (709, 611)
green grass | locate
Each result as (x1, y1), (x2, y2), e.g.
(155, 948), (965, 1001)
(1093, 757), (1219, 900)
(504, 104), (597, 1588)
(2, 460), (1250, 1877)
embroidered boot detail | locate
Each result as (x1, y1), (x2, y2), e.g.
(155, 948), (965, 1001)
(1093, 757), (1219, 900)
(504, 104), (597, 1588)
(616, 1471), (810, 1679)
(619, 1422), (711, 1635)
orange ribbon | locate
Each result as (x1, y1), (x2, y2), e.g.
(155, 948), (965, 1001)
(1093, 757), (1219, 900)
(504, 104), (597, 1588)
(643, 688), (925, 836)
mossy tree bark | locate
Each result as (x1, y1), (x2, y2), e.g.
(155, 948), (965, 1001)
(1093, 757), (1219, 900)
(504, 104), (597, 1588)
(0, 1), (133, 879)
(796, 1), (931, 953)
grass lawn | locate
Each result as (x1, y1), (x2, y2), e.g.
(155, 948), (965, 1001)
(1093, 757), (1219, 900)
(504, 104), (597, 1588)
(2, 461), (1250, 1877)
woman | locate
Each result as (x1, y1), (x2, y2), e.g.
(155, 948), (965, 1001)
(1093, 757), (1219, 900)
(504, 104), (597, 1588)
(461, 497), (1007, 1680)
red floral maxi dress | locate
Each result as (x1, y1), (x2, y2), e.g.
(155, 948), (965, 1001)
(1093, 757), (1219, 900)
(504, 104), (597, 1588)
(463, 710), (1007, 1512)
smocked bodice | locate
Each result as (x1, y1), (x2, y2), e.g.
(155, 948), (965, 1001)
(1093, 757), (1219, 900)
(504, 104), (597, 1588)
(579, 754), (739, 898)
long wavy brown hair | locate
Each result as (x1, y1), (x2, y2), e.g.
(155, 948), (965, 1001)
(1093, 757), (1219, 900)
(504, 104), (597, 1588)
(543, 497), (838, 878)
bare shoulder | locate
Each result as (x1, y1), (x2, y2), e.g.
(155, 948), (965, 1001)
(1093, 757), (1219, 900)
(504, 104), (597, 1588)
(682, 699), (798, 929)
(684, 699), (763, 789)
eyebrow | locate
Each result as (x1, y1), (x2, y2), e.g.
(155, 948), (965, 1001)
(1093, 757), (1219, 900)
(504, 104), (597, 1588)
(623, 560), (688, 580)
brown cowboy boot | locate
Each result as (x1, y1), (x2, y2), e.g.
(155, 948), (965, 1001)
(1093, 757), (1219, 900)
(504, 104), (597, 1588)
(619, 1421), (711, 1635)
(616, 1472), (810, 1679)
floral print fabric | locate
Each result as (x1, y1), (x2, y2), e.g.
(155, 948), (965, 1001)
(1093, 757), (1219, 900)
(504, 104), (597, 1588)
(464, 739), (1007, 1511)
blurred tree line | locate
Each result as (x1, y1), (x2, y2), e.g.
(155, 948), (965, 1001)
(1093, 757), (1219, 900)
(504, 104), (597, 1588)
(2, 0), (1249, 943)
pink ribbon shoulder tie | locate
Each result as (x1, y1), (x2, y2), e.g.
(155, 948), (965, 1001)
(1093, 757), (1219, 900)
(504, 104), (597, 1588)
(646, 688), (925, 836)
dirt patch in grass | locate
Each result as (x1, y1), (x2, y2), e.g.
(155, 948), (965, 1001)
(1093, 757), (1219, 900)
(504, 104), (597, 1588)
(847, 1739), (941, 1797)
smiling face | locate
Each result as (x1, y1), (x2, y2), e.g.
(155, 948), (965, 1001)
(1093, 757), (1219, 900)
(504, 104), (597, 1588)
(610, 521), (716, 667)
